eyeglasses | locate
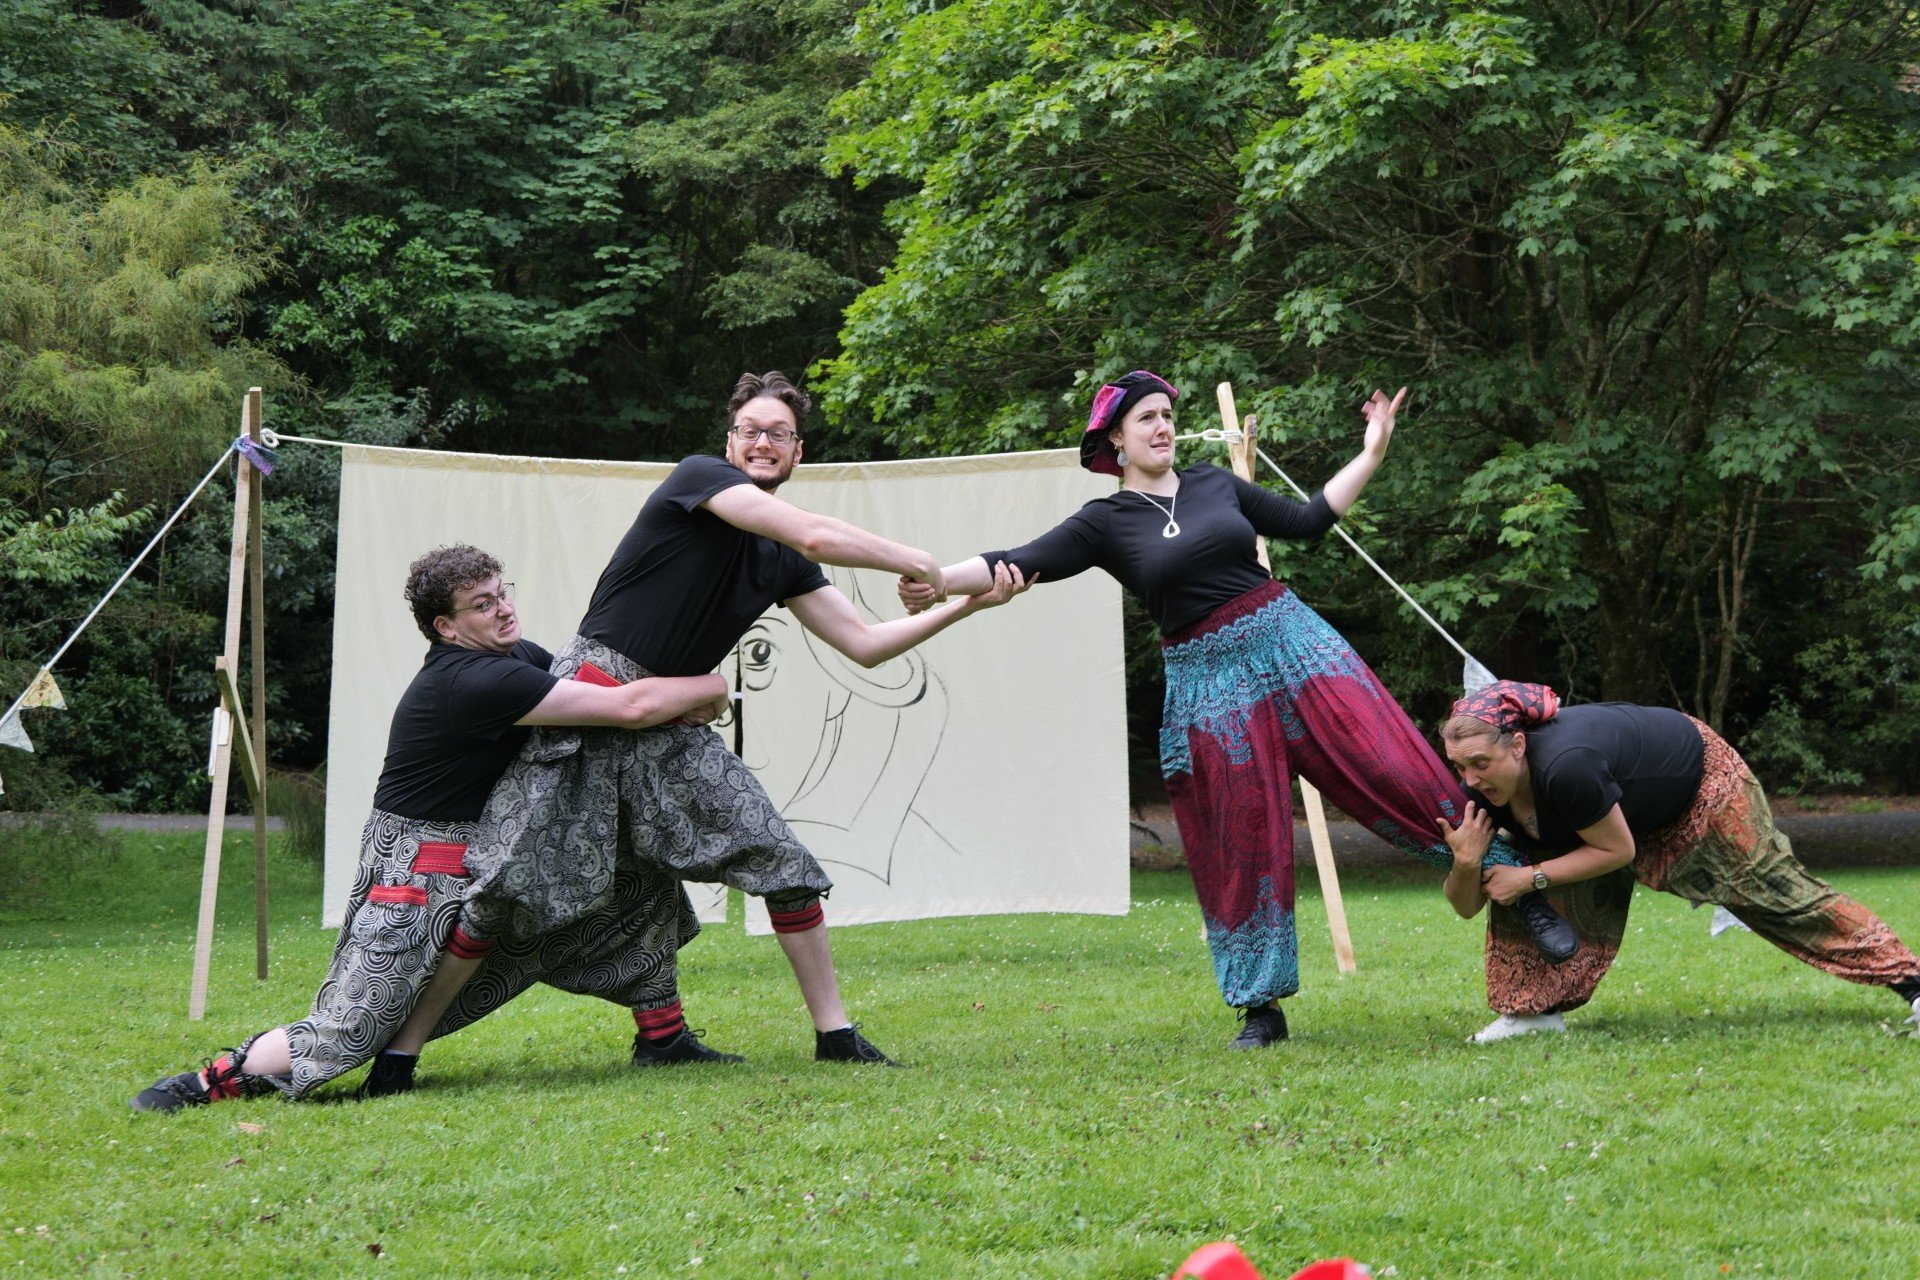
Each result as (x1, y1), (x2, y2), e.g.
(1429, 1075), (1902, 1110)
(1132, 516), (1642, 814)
(730, 424), (799, 446)
(449, 583), (515, 618)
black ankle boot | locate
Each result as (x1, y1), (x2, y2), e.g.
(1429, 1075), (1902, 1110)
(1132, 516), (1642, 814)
(360, 1051), (418, 1099)
(1515, 892), (1581, 964)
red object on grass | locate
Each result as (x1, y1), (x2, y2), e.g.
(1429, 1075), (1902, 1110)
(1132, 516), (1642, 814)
(1173, 1243), (1264, 1280)
(1171, 1245), (1373, 1280)
(1288, 1260), (1371, 1280)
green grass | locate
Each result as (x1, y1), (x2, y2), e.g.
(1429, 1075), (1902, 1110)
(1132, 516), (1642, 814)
(4, 831), (1919, 1279)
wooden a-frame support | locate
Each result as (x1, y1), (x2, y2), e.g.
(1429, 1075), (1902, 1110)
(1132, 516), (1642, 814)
(1215, 383), (1358, 975)
(188, 387), (271, 1020)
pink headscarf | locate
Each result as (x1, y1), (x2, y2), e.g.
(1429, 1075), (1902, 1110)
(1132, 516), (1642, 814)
(1449, 680), (1560, 732)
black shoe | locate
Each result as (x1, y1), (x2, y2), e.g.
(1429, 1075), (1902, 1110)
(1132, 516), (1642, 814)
(1516, 891), (1581, 964)
(814, 1024), (899, 1066)
(130, 1042), (267, 1114)
(131, 1069), (211, 1113)
(631, 1028), (746, 1067)
(359, 1051), (419, 1098)
(1230, 1004), (1289, 1050)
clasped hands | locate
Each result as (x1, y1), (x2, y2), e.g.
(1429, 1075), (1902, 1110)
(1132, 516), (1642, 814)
(897, 561), (1035, 615)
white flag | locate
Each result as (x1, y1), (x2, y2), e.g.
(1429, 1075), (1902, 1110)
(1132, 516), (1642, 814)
(0, 708), (33, 753)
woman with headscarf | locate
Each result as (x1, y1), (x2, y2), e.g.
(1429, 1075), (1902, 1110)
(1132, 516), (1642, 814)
(1435, 680), (1920, 1042)
(901, 371), (1576, 1049)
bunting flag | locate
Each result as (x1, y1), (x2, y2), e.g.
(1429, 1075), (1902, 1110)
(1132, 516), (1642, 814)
(234, 435), (278, 476)
(0, 708), (33, 754)
(22, 668), (65, 710)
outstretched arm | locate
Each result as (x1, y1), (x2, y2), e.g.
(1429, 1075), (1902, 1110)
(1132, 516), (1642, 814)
(704, 484), (945, 598)
(517, 674), (730, 729)
(1321, 386), (1406, 517)
(791, 562), (1032, 668)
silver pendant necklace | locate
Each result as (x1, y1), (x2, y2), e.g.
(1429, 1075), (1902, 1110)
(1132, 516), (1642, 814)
(1130, 486), (1180, 538)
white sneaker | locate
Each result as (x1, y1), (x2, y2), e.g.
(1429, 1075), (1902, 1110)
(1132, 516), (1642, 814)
(1906, 996), (1920, 1032)
(1470, 1012), (1567, 1044)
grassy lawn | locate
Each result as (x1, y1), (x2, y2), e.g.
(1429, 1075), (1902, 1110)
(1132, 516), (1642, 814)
(3, 829), (1918, 1279)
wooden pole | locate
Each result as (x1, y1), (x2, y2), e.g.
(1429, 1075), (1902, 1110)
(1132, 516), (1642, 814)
(1214, 383), (1358, 975)
(247, 388), (269, 981)
(189, 390), (269, 1019)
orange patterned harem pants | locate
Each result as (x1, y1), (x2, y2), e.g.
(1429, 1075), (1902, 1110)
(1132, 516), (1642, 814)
(1485, 720), (1920, 1015)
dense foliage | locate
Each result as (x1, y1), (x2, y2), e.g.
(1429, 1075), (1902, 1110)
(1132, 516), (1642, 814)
(822, 0), (1920, 779)
(2, 0), (1918, 806)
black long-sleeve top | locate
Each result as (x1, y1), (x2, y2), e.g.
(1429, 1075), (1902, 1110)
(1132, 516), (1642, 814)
(980, 462), (1337, 633)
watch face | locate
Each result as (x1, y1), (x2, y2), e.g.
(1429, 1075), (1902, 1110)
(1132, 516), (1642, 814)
(1532, 871), (1550, 890)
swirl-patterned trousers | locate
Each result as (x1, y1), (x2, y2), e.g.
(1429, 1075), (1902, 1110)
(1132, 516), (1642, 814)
(270, 809), (698, 1099)
(459, 634), (834, 944)
(1484, 719), (1920, 1015)
(1160, 580), (1526, 1008)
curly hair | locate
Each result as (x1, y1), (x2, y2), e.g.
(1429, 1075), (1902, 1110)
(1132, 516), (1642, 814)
(728, 370), (811, 433)
(404, 545), (503, 641)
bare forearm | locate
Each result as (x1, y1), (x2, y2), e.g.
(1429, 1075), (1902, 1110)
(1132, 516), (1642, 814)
(626, 675), (729, 727)
(940, 557), (994, 595)
(1538, 843), (1634, 887)
(1321, 448), (1384, 517)
(802, 517), (938, 579)
(1444, 859), (1488, 918)
(837, 597), (980, 667)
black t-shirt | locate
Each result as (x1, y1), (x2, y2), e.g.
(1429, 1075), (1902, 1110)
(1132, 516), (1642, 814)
(371, 640), (559, 821)
(578, 455), (830, 675)
(981, 463), (1336, 633)
(1467, 704), (1707, 855)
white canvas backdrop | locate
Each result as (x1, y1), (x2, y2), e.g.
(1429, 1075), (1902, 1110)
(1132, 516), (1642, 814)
(323, 444), (1129, 933)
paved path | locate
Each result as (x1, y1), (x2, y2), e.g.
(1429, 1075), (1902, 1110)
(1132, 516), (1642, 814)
(1129, 804), (1920, 870)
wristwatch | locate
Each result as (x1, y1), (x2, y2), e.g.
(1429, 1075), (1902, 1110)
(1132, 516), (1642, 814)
(1531, 869), (1551, 892)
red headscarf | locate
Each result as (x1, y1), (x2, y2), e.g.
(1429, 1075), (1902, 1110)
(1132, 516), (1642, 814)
(1449, 680), (1560, 732)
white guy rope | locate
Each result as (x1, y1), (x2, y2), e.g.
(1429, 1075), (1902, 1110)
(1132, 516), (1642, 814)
(2, 444), (239, 728)
(1178, 427), (1493, 684)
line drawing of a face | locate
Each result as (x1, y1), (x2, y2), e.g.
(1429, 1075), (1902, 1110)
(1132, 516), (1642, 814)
(724, 568), (955, 885)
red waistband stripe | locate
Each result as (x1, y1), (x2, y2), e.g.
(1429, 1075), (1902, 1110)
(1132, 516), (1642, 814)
(411, 842), (470, 876)
(368, 884), (428, 907)
(573, 661), (621, 688)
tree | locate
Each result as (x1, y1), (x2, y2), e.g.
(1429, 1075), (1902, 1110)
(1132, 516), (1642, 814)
(0, 123), (283, 807)
(822, 0), (1920, 757)
(146, 0), (894, 460)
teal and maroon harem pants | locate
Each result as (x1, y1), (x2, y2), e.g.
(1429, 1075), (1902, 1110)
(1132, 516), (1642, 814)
(1160, 580), (1522, 1008)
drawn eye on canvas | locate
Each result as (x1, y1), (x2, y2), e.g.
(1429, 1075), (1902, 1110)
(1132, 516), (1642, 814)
(726, 568), (958, 885)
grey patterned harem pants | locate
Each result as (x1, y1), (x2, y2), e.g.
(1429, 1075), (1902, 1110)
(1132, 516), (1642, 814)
(458, 634), (834, 943)
(266, 809), (697, 1099)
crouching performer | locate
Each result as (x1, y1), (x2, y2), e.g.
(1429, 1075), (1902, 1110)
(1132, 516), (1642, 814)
(1437, 680), (1920, 1043)
(132, 545), (731, 1111)
(387, 371), (1029, 1068)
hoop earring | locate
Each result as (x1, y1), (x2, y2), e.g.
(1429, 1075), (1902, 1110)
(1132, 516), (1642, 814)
(1115, 448), (1130, 467)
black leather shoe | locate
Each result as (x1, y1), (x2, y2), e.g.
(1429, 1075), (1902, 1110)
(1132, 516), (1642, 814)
(1515, 892), (1581, 964)
(631, 1028), (745, 1067)
(1229, 1004), (1289, 1050)
(814, 1024), (899, 1066)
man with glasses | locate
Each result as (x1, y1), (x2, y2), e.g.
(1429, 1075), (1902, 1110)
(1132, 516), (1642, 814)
(389, 371), (1030, 1066)
(133, 545), (736, 1110)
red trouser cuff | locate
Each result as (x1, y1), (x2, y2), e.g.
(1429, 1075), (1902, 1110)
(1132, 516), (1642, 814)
(768, 901), (825, 934)
(448, 925), (494, 959)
